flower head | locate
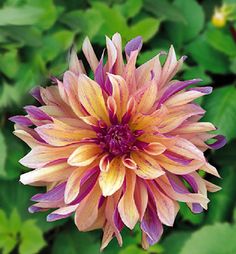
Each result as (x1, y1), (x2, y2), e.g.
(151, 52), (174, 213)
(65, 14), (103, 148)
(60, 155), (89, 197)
(10, 34), (226, 249)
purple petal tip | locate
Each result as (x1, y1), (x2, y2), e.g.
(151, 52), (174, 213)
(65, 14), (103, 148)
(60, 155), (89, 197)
(125, 36), (143, 57)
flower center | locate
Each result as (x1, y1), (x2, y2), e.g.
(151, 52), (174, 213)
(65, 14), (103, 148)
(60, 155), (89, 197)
(98, 124), (136, 156)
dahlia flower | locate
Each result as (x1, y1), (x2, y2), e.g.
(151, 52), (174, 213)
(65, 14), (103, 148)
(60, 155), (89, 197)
(10, 33), (226, 249)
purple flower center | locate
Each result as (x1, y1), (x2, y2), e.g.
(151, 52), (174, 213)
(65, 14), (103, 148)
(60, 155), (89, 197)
(97, 124), (136, 156)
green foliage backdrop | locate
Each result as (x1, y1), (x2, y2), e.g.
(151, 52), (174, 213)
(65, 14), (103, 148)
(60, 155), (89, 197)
(0, 0), (236, 253)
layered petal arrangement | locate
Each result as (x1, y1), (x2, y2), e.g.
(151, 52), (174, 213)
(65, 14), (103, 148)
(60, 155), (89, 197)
(10, 33), (226, 250)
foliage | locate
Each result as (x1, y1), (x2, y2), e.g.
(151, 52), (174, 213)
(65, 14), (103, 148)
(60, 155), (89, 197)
(0, 209), (46, 254)
(0, 0), (236, 253)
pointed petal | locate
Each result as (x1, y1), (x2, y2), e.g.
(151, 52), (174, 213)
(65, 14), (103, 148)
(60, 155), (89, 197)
(82, 37), (99, 72)
(118, 170), (139, 229)
(74, 183), (101, 231)
(77, 74), (109, 124)
(68, 143), (101, 167)
(131, 151), (165, 179)
(99, 157), (125, 196)
(149, 182), (179, 226)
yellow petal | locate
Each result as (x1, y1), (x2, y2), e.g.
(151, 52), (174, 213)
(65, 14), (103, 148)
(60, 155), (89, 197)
(78, 74), (109, 124)
(68, 143), (101, 167)
(20, 160), (75, 186)
(108, 74), (129, 120)
(118, 170), (139, 229)
(64, 167), (88, 204)
(99, 157), (125, 196)
(131, 151), (165, 179)
(136, 80), (157, 113)
(143, 142), (166, 156)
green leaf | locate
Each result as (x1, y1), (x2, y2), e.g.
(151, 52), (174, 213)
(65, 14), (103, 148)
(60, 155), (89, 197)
(212, 140), (236, 167)
(0, 209), (8, 234)
(230, 57), (236, 74)
(166, 0), (204, 47)
(129, 18), (160, 42)
(162, 231), (190, 254)
(206, 167), (236, 223)
(92, 2), (128, 42)
(0, 180), (67, 233)
(202, 85), (236, 141)
(9, 209), (21, 237)
(118, 245), (146, 254)
(144, 0), (186, 23)
(206, 26), (236, 57)
(0, 26), (42, 47)
(40, 30), (74, 62)
(0, 234), (17, 254)
(19, 220), (46, 254)
(179, 203), (204, 225)
(180, 223), (236, 254)
(186, 36), (230, 74)
(61, 9), (103, 39)
(115, 0), (143, 18)
(0, 131), (7, 177)
(0, 6), (43, 26)
(52, 227), (100, 254)
(182, 66), (212, 85)
(0, 49), (20, 79)
(26, 0), (57, 30)
(137, 49), (160, 65)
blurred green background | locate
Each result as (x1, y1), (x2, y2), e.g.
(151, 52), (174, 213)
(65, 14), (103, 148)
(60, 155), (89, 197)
(0, 0), (236, 253)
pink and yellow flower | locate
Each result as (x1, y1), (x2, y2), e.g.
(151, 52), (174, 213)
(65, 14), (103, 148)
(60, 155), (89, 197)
(10, 34), (226, 249)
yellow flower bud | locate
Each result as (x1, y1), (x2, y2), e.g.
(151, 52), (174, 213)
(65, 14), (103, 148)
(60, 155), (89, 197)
(212, 10), (226, 28)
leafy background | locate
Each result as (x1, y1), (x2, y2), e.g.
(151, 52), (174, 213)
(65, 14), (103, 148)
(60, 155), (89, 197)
(0, 0), (236, 253)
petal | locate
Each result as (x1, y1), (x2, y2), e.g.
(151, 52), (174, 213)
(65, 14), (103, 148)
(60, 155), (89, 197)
(168, 137), (205, 161)
(99, 157), (125, 196)
(141, 204), (163, 246)
(148, 182), (179, 226)
(134, 178), (148, 219)
(157, 104), (205, 133)
(20, 145), (77, 168)
(64, 167), (88, 204)
(125, 36), (142, 57)
(136, 54), (162, 89)
(131, 151), (165, 179)
(20, 159), (75, 185)
(47, 204), (78, 222)
(143, 142), (166, 156)
(106, 36), (117, 71)
(69, 47), (85, 75)
(136, 80), (157, 113)
(118, 170), (139, 229)
(82, 36), (99, 72)
(171, 122), (216, 135)
(157, 175), (209, 209)
(68, 143), (101, 167)
(157, 155), (204, 175)
(63, 71), (85, 117)
(159, 45), (185, 88)
(164, 88), (212, 107)
(112, 33), (124, 75)
(77, 74), (109, 124)
(108, 74), (129, 120)
(74, 183), (101, 231)
(36, 121), (96, 146)
(99, 154), (110, 172)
